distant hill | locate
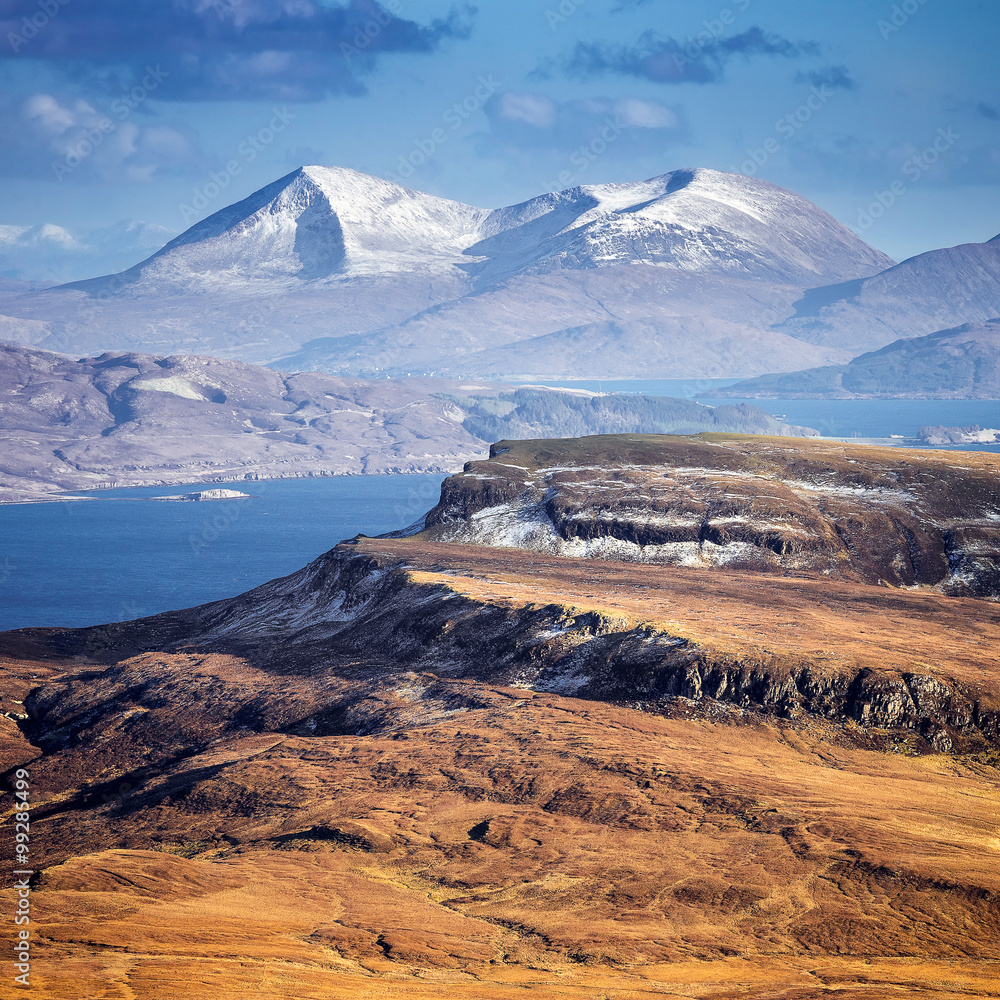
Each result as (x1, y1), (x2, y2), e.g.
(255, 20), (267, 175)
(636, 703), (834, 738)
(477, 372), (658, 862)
(715, 318), (1000, 398)
(0, 344), (811, 500)
(773, 236), (1000, 356)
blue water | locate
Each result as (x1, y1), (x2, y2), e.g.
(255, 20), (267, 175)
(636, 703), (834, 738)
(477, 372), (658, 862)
(699, 396), (1000, 444)
(0, 474), (446, 631)
(5, 390), (1000, 632)
(527, 379), (1000, 449)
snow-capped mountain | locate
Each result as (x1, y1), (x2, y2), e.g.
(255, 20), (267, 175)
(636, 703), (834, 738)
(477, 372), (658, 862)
(0, 165), (910, 378)
(470, 168), (893, 287)
(69, 166), (488, 294)
(64, 165), (892, 296)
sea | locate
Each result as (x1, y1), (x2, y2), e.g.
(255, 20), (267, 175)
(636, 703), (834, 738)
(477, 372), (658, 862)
(4, 387), (1000, 633)
(528, 379), (1000, 446)
(0, 474), (447, 632)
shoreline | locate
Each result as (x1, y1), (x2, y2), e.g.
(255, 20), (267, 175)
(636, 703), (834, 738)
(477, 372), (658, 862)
(4, 433), (1000, 506)
(0, 466), (465, 506)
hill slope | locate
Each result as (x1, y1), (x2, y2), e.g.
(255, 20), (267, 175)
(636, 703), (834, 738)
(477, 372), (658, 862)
(0, 345), (808, 500)
(774, 235), (1000, 355)
(716, 317), (1000, 398)
(3, 433), (1000, 997)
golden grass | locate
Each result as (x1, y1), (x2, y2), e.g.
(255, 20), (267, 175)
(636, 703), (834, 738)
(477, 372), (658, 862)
(370, 538), (1000, 685)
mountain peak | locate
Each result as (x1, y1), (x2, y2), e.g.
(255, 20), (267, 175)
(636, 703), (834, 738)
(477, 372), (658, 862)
(468, 166), (894, 287)
(58, 164), (894, 296)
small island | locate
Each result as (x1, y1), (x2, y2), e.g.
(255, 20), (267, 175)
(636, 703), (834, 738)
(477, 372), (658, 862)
(156, 488), (253, 502)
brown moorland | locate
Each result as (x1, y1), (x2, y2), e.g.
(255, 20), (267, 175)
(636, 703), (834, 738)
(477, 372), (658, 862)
(2, 435), (1000, 998)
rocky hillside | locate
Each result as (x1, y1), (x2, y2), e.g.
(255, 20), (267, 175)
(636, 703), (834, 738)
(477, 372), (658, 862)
(18, 434), (1000, 745)
(716, 317), (1000, 398)
(3, 432), (1000, 997)
(0, 345), (806, 501)
(420, 434), (1000, 595)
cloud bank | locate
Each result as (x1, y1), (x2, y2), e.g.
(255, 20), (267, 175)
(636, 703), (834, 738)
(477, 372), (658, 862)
(2, 0), (477, 101)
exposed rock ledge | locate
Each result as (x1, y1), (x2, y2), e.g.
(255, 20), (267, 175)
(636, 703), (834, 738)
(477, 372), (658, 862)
(36, 536), (1000, 754)
(420, 434), (1000, 598)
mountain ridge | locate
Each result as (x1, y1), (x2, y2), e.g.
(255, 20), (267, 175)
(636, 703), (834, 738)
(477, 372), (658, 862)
(0, 166), (899, 378)
(716, 317), (1000, 398)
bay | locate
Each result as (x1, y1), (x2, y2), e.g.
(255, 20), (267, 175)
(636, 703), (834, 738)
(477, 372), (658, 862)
(0, 474), (446, 631)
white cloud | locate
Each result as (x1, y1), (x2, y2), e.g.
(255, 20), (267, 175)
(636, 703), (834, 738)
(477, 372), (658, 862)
(1, 93), (208, 182)
(496, 92), (558, 128)
(614, 98), (679, 129)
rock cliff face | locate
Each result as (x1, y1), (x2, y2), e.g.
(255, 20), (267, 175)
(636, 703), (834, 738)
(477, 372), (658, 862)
(24, 434), (1000, 751)
(421, 434), (1000, 597)
(40, 508), (1000, 755)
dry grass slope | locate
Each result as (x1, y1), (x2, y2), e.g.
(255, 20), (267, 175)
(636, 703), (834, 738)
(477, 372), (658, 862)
(2, 434), (999, 997)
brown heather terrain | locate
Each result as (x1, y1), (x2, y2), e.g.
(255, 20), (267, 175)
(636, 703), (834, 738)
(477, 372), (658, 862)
(2, 435), (1000, 997)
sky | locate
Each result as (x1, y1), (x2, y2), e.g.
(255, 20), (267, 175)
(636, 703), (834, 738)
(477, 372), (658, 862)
(0, 0), (998, 278)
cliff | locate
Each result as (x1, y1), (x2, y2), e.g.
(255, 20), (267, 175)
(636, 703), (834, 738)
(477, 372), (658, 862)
(421, 433), (1000, 596)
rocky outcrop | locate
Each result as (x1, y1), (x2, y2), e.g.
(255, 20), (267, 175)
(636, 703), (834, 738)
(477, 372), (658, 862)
(10, 434), (999, 755)
(423, 435), (1000, 598)
(37, 538), (1000, 753)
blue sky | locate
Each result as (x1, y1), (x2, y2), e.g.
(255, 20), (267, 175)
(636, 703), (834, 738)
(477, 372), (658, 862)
(1, 0), (998, 265)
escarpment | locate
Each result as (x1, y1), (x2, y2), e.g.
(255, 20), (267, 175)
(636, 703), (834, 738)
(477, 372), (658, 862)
(5, 433), (1000, 998)
(36, 528), (1000, 753)
(423, 434), (1000, 597)
(17, 434), (998, 754)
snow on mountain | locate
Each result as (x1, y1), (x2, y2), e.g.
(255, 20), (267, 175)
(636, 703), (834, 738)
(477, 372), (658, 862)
(469, 168), (894, 287)
(68, 166), (488, 294)
(62, 166), (892, 297)
(0, 165), (903, 378)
